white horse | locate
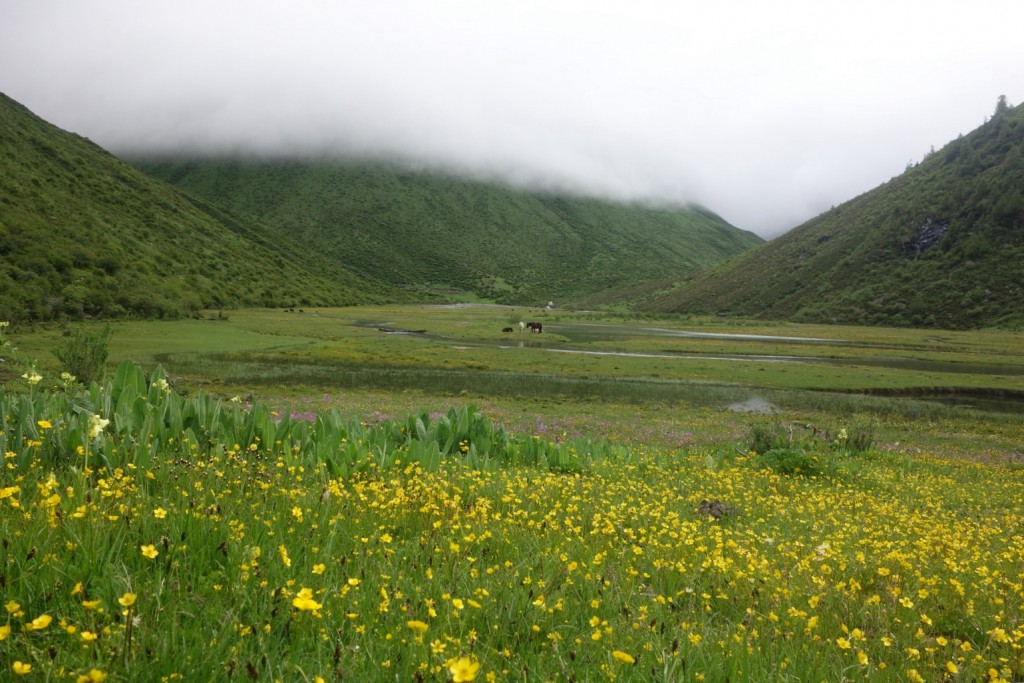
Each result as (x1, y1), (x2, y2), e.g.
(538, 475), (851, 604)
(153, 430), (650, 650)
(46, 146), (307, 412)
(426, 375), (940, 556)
(518, 321), (526, 334)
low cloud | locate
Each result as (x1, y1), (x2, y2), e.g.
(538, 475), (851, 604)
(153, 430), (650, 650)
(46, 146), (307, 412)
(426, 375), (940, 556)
(2, 1), (1022, 237)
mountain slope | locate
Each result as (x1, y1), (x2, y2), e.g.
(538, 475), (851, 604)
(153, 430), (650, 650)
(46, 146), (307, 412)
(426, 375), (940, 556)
(645, 98), (1024, 329)
(0, 93), (392, 322)
(132, 157), (763, 305)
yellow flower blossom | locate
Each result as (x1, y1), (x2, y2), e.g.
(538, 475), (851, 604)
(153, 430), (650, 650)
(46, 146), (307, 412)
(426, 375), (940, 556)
(292, 587), (322, 612)
(988, 627), (1011, 643)
(25, 614), (52, 631)
(447, 656), (480, 682)
(12, 661), (32, 675)
(141, 544), (159, 559)
(118, 593), (136, 608)
(612, 650), (636, 664)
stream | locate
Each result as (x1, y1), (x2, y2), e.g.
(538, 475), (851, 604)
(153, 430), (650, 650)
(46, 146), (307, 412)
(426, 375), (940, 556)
(364, 320), (1024, 413)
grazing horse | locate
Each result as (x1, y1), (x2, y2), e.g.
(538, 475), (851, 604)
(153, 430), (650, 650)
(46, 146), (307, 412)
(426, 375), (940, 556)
(526, 321), (543, 333)
(518, 321), (526, 334)
(502, 327), (514, 333)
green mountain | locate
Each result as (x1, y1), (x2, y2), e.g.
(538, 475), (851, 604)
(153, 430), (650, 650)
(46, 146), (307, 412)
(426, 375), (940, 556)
(645, 98), (1024, 329)
(131, 157), (763, 305)
(0, 93), (393, 322)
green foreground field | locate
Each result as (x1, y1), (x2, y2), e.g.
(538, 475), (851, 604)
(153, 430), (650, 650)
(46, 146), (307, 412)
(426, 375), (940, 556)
(2, 307), (1022, 681)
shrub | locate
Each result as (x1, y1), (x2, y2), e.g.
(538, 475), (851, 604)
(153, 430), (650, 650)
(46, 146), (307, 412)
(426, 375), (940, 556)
(746, 419), (876, 478)
(748, 421), (796, 454)
(53, 324), (112, 385)
(756, 447), (837, 478)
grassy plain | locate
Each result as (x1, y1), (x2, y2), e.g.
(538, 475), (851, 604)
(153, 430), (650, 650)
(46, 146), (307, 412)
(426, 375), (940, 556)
(2, 307), (1023, 681)
(15, 304), (1024, 392)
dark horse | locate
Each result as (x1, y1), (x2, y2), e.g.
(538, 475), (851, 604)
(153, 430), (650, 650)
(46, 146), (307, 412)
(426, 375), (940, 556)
(526, 321), (543, 333)
(501, 327), (514, 333)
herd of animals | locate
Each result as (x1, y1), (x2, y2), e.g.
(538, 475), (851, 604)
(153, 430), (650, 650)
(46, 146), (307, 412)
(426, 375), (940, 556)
(502, 321), (543, 334)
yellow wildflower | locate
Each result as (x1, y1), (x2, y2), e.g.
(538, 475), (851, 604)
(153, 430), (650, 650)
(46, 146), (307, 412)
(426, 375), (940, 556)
(292, 587), (322, 612)
(141, 544), (159, 559)
(12, 661), (32, 675)
(26, 614), (52, 631)
(447, 656), (480, 682)
(612, 650), (636, 664)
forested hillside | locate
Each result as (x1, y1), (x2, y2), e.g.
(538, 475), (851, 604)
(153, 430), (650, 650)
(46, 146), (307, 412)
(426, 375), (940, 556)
(0, 93), (394, 322)
(134, 157), (762, 305)
(646, 98), (1024, 329)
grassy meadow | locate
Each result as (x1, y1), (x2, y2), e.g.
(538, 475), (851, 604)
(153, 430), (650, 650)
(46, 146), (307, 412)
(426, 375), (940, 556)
(1, 307), (1023, 682)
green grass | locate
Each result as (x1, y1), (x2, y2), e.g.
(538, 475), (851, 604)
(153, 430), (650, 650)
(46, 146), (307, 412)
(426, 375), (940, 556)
(10, 306), (1024, 429)
(2, 308), (1023, 681)
(1, 358), (1023, 681)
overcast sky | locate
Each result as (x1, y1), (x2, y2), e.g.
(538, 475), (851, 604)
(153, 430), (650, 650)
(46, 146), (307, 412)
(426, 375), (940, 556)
(2, 1), (1022, 237)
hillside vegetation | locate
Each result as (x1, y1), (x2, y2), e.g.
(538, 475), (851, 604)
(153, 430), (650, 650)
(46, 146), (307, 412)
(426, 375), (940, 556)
(0, 93), (395, 322)
(132, 157), (762, 305)
(645, 98), (1024, 329)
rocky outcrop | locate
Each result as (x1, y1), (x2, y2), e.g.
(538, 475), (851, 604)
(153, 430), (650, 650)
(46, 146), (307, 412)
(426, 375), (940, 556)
(901, 218), (949, 257)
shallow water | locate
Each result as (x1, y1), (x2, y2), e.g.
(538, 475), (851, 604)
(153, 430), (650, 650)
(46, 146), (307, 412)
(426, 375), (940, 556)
(358, 319), (1024, 412)
(549, 322), (838, 344)
(543, 323), (1024, 376)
